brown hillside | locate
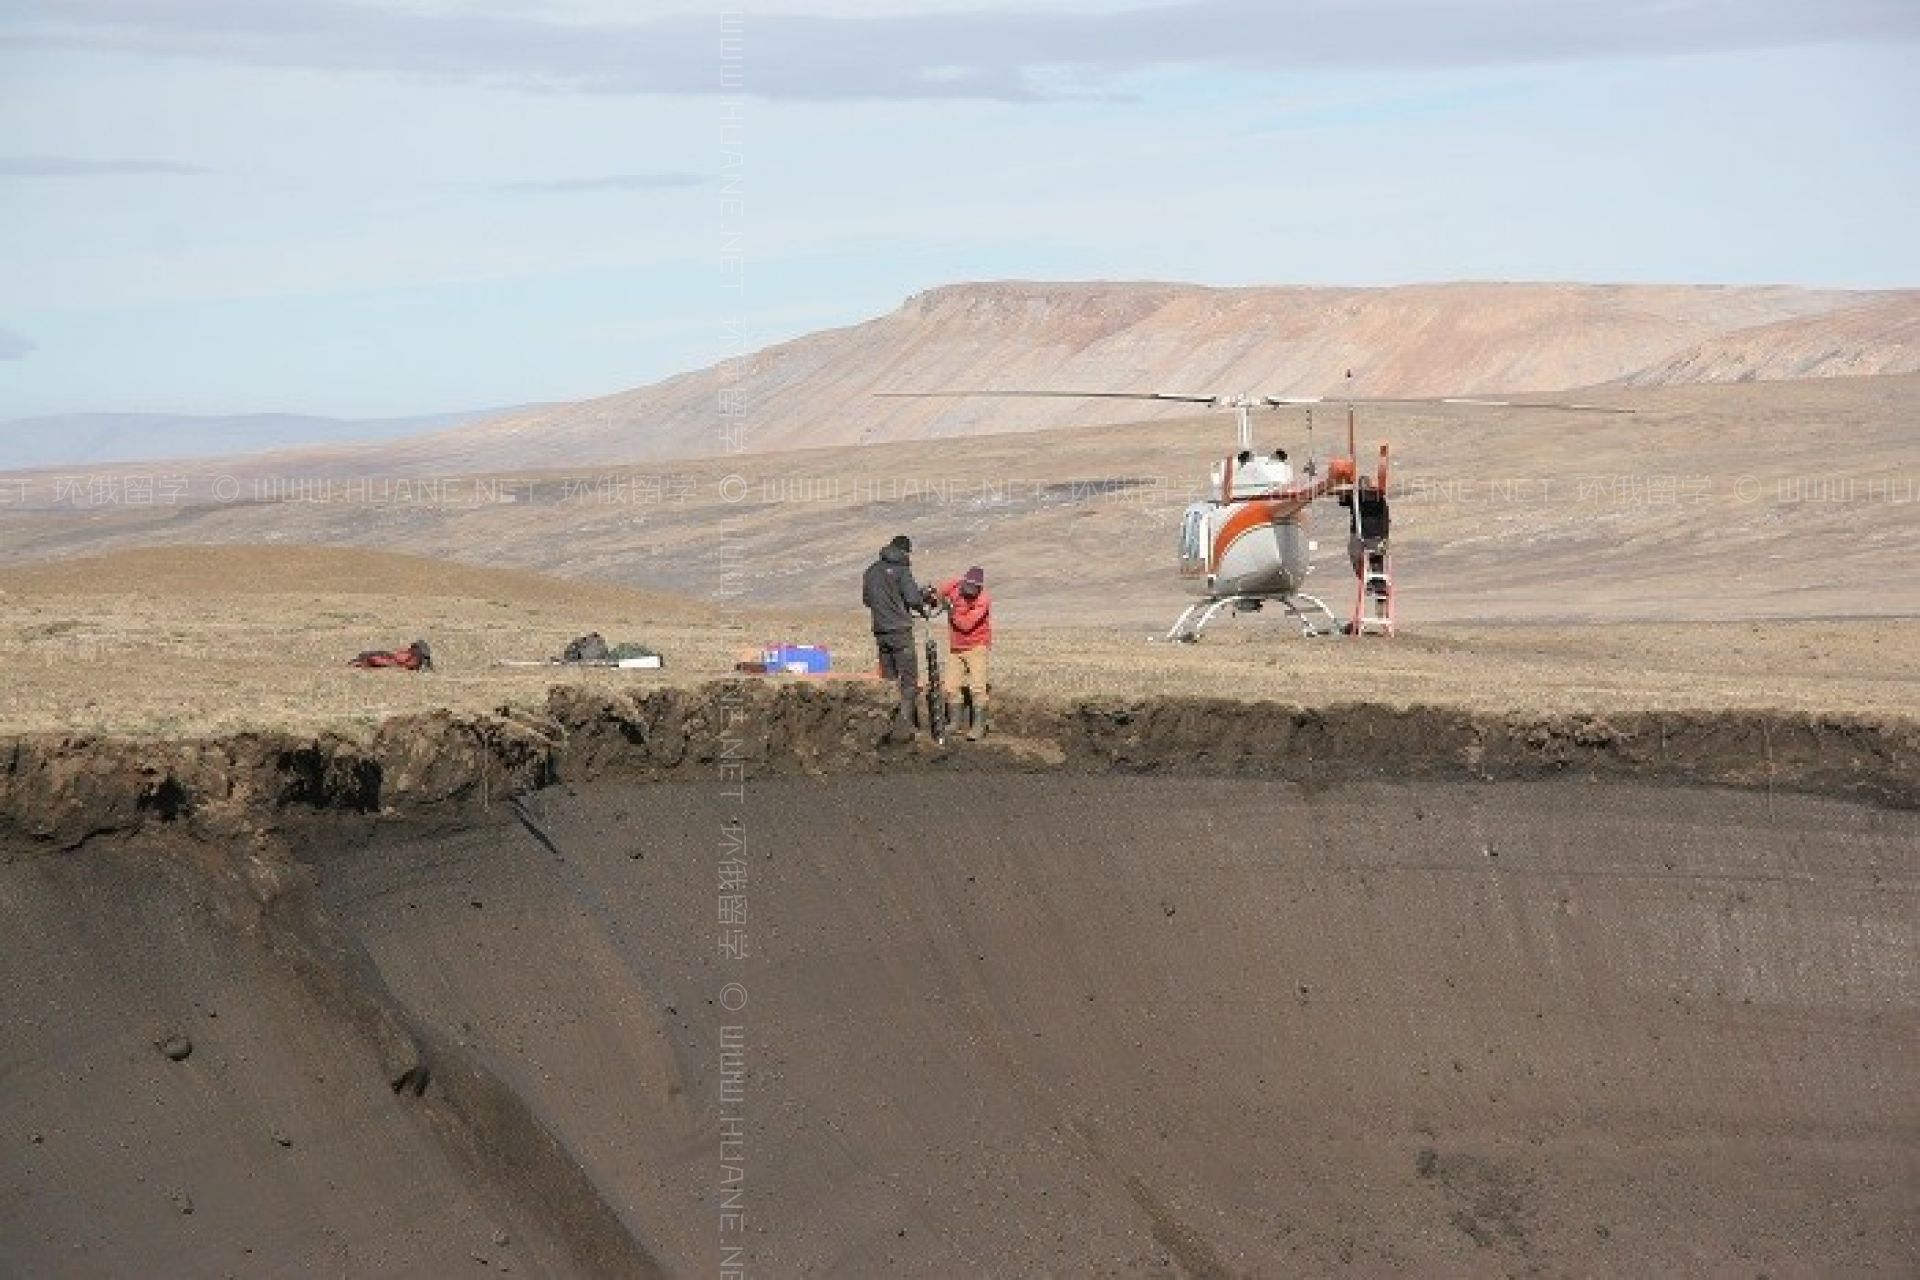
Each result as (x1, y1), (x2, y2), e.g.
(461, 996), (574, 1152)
(1618, 294), (1920, 385)
(6, 283), (1911, 489)
(362, 281), (1896, 470)
(0, 545), (697, 613)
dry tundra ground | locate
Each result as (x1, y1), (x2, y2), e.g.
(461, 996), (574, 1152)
(3, 375), (1916, 627)
(0, 545), (1912, 738)
(1, 375), (1912, 736)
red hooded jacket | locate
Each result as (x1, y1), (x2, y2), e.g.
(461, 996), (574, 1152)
(939, 579), (993, 651)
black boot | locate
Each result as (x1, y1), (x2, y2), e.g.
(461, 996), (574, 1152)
(968, 703), (988, 741)
(884, 690), (917, 743)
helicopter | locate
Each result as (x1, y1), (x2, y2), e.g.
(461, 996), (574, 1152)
(878, 382), (1632, 641)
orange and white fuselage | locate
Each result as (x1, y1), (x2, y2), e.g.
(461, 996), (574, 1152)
(1178, 450), (1356, 598)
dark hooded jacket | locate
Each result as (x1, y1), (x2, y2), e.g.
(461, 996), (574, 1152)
(862, 544), (925, 635)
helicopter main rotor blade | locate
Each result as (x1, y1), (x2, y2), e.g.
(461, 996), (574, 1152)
(1263, 394), (1633, 413)
(875, 388), (1633, 414)
(875, 390), (1221, 404)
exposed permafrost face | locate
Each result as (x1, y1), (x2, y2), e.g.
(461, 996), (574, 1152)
(4, 769), (1913, 1275)
(1, 683), (1915, 852)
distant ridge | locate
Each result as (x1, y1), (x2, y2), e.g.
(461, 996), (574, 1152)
(372, 280), (1917, 471)
(7, 282), (1915, 477)
(0, 405), (545, 470)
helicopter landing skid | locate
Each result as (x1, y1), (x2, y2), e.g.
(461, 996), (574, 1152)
(1163, 593), (1339, 643)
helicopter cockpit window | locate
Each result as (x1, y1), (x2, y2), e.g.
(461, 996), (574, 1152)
(1179, 505), (1206, 564)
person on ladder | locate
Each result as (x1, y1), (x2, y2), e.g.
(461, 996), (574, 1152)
(1341, 478), (1392, 634)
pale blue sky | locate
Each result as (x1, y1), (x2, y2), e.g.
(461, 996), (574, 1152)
(1, 0), (1915, 419)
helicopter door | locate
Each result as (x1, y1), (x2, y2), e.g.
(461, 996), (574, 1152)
(1178, 502), (1210, 577)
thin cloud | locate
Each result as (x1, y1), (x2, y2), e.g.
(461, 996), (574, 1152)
(0, 327), (35, 360)
(6, 1), (1915, 102)
(498, 172), (705, 193)
(0, 155), (207, 177)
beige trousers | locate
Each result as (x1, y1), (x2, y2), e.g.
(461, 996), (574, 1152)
(945, 646), (990, 701)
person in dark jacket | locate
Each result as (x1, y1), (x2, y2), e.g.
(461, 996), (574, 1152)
(862, 534), (931, 741)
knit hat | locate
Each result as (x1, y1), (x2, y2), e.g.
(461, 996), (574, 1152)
(960, 565), (984, 594)
(888, 534), (912, 553)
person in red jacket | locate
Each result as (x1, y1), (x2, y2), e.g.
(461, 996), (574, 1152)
(937, 565), (993, 740)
